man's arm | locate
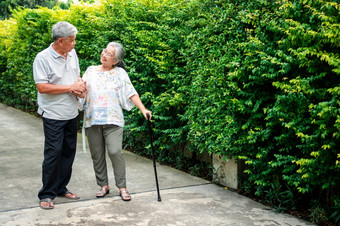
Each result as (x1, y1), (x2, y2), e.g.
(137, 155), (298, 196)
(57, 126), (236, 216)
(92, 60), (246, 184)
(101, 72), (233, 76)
(36, 77), (86, 95)
(36, 83), (72, 94)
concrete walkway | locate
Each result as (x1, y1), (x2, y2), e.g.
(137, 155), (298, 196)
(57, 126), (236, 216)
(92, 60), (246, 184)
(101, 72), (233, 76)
(0, 103), (314, 225)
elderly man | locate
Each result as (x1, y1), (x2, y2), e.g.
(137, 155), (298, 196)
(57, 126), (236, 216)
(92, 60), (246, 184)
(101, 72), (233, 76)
(33, 21), (86, 209)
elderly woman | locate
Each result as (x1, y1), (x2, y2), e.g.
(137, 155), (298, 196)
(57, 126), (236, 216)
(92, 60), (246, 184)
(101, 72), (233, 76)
(80, 42), (152, 201)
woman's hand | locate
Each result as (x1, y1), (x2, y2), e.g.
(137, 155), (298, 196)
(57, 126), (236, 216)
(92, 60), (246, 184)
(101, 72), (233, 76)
(142, 109), (152, 120)
(71, 90), (86, 98)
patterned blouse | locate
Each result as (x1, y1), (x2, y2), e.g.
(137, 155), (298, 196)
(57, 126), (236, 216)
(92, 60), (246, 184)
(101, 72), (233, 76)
(80, 66), (138, 128)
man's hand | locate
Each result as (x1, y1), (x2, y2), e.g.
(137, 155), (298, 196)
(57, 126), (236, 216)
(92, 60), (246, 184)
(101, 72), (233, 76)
(36, 78), (86, 95)
(70, 77), (86, 97)
(70, 79), (86, 93)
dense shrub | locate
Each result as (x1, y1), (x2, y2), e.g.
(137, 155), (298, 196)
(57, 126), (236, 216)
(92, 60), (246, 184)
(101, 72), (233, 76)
(0, 0), (58, 20)
(0, 0), (339, 224)
(183, 0), (340, 221)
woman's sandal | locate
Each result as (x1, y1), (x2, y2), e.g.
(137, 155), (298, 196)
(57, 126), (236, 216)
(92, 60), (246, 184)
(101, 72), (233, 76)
(96, 186), (110, 198)
(40, 198), (54, 210)
(120, 189), (131, 201)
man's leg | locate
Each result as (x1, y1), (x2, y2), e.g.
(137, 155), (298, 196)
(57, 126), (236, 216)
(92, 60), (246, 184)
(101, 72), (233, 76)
(38, 118), (65, 200)
(57, 116), (78, 195)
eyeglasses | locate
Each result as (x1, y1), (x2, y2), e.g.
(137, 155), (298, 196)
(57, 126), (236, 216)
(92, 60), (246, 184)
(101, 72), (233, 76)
(102, 48), (114, 58)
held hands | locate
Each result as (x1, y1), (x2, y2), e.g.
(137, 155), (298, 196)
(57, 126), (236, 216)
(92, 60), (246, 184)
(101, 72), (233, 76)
(70, 77), (86, 98)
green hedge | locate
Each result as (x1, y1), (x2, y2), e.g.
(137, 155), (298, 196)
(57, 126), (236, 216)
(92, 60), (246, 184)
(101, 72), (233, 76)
(0, 0), (339, 224)
(182, 0), (340, 221)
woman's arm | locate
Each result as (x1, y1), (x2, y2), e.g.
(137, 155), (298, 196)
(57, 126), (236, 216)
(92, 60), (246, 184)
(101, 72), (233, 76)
(130, 94), (152, 119)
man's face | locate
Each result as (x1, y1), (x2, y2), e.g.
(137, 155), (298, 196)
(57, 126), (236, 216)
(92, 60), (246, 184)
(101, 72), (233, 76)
(60, 35), (76, 53)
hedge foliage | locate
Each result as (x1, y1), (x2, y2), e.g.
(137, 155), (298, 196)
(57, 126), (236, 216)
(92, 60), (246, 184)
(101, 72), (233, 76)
(0, 0), (339, 223)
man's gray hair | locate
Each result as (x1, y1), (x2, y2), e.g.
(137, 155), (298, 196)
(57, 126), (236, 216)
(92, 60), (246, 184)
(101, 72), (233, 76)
(107, 42), (125, 62)
(52, 21), (78, 41)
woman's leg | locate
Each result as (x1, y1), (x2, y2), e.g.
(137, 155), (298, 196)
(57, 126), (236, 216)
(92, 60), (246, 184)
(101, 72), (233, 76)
(86, 125), (109, 186)
(103, 125), (126, 189)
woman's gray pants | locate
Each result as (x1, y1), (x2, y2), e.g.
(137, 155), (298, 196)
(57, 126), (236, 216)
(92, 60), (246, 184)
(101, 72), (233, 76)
(85, 125), (126, 189)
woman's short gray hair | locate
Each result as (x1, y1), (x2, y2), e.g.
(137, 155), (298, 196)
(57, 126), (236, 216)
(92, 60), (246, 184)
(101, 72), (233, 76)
(52, 21), (78, 40)
(107, 42), (125, 62)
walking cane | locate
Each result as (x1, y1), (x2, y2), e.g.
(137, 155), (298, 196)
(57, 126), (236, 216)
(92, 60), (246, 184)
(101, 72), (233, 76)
(146, 113), (162, 202)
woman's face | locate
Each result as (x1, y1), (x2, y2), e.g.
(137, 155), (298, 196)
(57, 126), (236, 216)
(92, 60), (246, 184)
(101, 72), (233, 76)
(101, 46), (118, 67)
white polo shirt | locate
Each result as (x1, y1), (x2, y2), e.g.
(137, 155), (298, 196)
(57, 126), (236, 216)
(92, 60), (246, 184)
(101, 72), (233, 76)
(33, 43), (80, 120)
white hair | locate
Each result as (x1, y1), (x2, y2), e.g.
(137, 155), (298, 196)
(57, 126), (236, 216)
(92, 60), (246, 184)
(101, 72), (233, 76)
(107, 42), (124, 62)
(52, 21), (78, 40)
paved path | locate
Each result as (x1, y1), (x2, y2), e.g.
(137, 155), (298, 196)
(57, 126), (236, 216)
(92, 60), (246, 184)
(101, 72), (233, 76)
(0, 103), (314, 225)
